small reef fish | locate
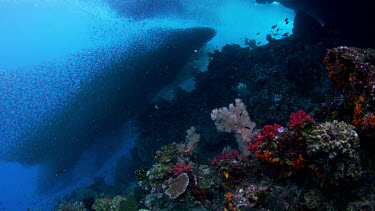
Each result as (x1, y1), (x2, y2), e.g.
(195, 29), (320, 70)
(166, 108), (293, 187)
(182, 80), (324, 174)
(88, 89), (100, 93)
(224, 172), (229, 179)
(55, 169), (66, 176)
(285, 18), (289, 24)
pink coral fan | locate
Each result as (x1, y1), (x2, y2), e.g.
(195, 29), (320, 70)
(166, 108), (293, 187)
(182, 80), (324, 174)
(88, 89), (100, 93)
(211, 99), (256, 155)
(179, 127), (200, 154)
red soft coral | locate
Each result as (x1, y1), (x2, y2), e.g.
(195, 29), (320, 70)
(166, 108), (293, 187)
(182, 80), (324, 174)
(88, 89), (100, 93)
(172, 163), (193, 176)
(287, 110), (314, 130)
(248, 124), (282, 152)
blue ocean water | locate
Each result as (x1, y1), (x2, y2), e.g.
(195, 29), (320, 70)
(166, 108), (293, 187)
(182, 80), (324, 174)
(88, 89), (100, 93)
(0, 0), (294, 210)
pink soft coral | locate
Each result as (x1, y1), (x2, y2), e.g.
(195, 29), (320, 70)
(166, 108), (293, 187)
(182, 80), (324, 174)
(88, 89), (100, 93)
(211, 99), (256, 155)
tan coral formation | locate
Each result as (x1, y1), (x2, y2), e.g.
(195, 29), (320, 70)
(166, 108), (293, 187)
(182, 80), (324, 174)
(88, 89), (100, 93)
(307, 120), (362, 184)
(307, 120), (359, 158)
(165, 173), (189, 199)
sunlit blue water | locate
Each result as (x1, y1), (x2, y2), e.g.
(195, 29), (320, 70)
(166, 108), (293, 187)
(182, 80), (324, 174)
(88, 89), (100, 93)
(0, 0), (294, 210)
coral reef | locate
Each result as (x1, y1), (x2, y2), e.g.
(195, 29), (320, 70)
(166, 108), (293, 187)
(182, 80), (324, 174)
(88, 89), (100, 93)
(56, 31), (375, 210)
(131, 93), (370, 210)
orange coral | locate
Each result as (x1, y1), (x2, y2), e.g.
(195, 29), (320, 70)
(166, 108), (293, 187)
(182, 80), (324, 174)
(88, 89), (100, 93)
(290, 155), (305, 170)
(352, 95), (366, 130)
(325, 56), (346, 89)
(324, 51), (352, 90)
(228, 203), (237, 211)
(346, 90), (356, 107)
(348, 72), (358, 83)
(271, 158), (279, 163)
(351, 94), (375, 133)
(256, 150), (270, 160)
(226, 192), (237, 211)
(256, 150), (280, 165)
(225, 192), (232, 202)
(256, 150), (271, 162)
(364, 113), (375, 129)
(314, 168), (325, 181)
(351, 95), (375, 132)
